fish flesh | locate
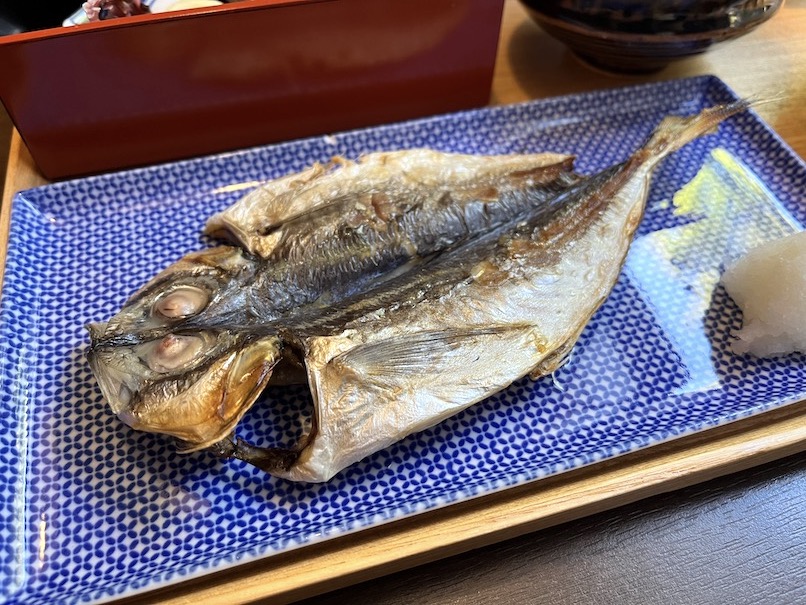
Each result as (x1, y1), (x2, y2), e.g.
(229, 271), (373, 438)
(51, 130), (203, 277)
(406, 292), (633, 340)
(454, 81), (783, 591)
(88, 149), (579, 449)
(87, 102), (749, 482)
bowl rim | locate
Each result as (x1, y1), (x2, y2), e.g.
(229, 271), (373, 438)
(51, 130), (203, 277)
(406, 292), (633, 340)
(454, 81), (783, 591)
(520, 0), (784, 44)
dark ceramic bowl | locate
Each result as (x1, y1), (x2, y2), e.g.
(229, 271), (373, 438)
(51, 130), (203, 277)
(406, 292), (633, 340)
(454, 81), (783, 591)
(520, 0), (784, 73)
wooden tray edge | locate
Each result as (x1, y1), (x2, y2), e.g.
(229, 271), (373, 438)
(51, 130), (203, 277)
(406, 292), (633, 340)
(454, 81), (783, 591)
(1, 132), (48, 288)
(119, 399), (806, 605)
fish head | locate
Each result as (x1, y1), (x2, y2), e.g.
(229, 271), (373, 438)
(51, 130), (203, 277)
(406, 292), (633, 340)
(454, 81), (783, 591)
(88, 331), (282, 450)
(87, 245), (282, 450)
(98, 245), (258, 340)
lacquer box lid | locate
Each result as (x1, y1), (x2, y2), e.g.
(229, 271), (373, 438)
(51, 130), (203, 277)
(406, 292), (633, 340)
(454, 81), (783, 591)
(0, 0), (504, 179)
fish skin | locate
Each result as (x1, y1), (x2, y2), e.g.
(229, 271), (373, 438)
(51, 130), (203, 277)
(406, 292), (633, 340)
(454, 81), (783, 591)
(94, 151), (579, 345)
(87, 102), (750, 481)
(272, 102), (752, 482)
(205, 149), (578, 258)
(87, 150), (581, 454)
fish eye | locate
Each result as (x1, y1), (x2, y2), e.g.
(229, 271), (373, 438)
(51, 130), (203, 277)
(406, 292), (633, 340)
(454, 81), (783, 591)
(153, 286), (209, 320)
(144, 334), (206, 373)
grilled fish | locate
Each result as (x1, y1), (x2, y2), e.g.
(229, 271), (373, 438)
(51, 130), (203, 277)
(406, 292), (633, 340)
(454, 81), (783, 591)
(88, 151), (579, 455)
(87, 102), (749, 482)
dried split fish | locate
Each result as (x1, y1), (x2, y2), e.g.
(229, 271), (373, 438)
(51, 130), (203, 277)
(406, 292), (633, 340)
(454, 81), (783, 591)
(88, 102), (749, 482)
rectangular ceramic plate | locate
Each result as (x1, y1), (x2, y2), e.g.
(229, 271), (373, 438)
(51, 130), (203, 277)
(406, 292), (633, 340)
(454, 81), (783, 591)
(1, 76), (804, 605)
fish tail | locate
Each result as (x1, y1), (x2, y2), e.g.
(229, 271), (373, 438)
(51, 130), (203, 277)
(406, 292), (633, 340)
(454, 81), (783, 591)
(638, 99), (753, 165)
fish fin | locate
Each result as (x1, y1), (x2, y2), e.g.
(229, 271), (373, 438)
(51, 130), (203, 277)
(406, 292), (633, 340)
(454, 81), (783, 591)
(207, 433), (312, 474)
(640, 100), (752, 165)
(456, 156), (578, 200)
(331, 327), (522, 380)
(284, 325), (542, 482)
(502, 156), (578, 187)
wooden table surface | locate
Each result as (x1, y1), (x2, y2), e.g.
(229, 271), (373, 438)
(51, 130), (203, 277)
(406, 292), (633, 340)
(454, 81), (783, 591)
(1, 1), (805, 604)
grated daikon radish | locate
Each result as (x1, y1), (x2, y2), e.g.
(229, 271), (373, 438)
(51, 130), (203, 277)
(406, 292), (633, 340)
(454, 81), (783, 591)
(721, 230), (806, 357)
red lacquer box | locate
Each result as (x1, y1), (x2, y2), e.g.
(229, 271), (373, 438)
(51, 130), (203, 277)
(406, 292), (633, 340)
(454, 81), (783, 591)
(0, 0), (505, 179)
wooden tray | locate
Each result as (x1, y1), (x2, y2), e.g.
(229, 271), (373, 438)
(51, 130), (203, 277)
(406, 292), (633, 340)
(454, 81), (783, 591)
(128, 400), (806, 604)
(2, 99), (805, 604)
(1, 2), (805, 600)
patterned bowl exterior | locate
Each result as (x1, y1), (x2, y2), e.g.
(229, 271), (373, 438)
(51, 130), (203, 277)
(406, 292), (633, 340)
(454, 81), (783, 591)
(519, 0), (784, 72)
(1, 76), (804, 604)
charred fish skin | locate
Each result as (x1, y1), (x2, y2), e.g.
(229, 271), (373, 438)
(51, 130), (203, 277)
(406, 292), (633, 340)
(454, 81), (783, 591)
(87, 151), (582, 453)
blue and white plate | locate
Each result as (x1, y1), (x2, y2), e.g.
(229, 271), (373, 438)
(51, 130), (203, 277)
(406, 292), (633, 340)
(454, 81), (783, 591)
(1, 76), (804, 604)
